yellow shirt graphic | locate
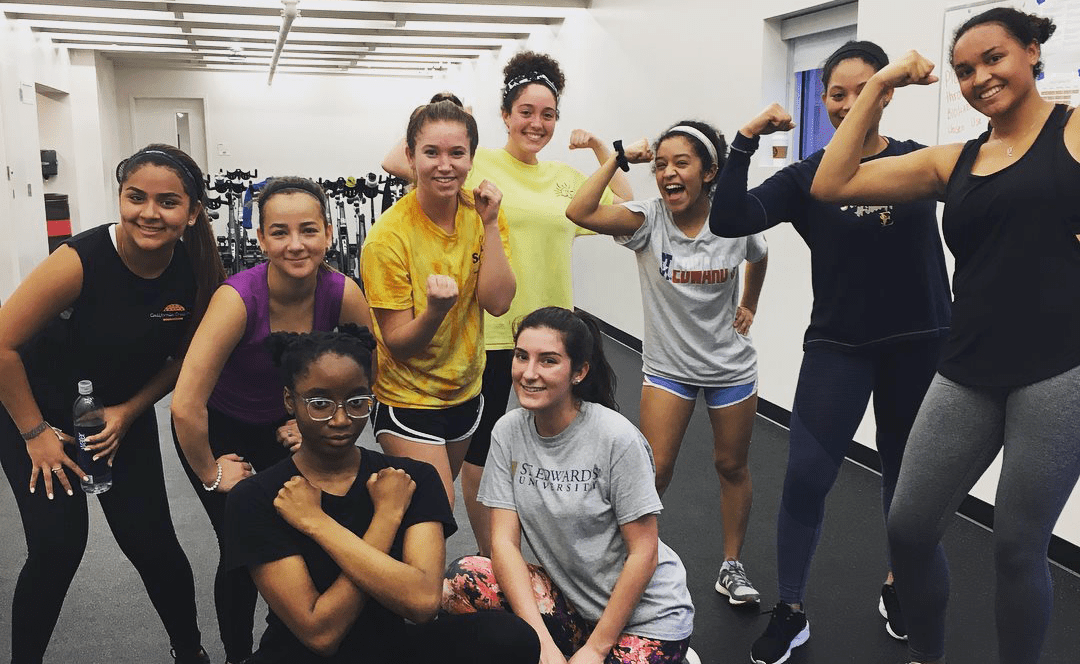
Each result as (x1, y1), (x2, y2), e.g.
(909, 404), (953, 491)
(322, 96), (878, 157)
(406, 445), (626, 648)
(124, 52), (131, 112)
(361, 190), (509, 408)
(465, 147), (612, 350)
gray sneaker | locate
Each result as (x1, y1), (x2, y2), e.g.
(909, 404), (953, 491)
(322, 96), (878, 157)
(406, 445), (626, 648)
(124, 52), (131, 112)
(715, 559), (760, 605)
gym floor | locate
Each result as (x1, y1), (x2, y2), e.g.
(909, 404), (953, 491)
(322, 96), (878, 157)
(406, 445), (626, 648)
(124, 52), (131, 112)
(1, 334), (1077, 663)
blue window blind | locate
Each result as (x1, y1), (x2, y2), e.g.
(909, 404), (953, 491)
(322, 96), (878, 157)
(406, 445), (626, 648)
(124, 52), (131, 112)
(795, 67), (835, 159)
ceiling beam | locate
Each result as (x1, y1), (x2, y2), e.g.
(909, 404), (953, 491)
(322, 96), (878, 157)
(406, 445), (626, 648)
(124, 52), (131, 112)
(6, 13), (529, 39)
(0, 0), (565, 25)
(32, 26), (501, 50)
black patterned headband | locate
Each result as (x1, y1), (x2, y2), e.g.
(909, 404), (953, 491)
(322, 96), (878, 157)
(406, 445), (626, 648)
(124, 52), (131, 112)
(116, 149), (203, 198)
(505, 71), (559, 101)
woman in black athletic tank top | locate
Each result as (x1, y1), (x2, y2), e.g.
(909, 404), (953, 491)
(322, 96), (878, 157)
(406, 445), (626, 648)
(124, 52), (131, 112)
(0, 145), (225, 663)
(811, 8), (1080, 664)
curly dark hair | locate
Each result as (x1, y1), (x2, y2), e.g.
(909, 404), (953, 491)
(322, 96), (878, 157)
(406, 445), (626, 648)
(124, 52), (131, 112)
(266, 324), (377, 389)
(501, 51), (566, 114)
(952, 7), (1056, 77)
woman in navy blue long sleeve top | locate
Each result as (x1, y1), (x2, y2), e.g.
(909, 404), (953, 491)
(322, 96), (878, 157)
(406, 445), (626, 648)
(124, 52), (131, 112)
(709, 41), (950, 664)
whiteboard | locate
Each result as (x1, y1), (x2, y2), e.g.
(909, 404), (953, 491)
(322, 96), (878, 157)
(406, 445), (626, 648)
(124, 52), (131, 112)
(938, 0), (1080, 145)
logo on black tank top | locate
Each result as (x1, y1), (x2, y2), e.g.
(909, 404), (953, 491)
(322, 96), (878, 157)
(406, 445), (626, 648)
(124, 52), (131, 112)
(151, 303), (190, 322)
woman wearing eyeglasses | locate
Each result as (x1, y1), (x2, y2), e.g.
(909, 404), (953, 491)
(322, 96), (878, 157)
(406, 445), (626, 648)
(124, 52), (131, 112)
(224, 326), (539, 664)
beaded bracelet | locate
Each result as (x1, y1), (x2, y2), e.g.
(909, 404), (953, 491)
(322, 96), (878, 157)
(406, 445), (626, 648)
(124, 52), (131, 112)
(20, 421), (51, 441)
(612, 140), (630, 172)
(202, 462), (223, 492)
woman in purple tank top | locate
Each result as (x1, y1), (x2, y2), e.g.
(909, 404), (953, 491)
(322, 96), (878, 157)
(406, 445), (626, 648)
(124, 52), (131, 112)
(812, 9), (1080, 664)
(171, 176), (372, 664)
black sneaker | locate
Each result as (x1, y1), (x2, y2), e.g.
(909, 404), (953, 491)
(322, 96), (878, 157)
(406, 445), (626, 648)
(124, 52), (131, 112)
(171, 646), (211, 664)
(750, 602), (809, 664)
(879, 583), (908, 640)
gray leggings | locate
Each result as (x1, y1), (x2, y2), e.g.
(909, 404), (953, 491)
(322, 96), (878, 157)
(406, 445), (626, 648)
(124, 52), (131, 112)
(887, 363), (1080, 663)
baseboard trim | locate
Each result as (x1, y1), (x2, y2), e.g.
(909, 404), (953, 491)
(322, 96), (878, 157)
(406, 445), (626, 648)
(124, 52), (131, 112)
(580, 308), (1080, 575)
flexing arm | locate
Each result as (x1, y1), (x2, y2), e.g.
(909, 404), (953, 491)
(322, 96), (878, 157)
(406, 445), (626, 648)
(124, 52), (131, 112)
(0, 245), (86, 498)
(380, 138), (412, 181)
(569, 129), (633, 203)
(734, 252), (768, 336)
(710, 105), (803, 238)
(570, 515), (660, 664)
(473, 180), (516, 316)
(565, 139), (651, 236)
(812, 51), (959, 204)
(490, 507), (568, 664)
(171, 286), (253, 490)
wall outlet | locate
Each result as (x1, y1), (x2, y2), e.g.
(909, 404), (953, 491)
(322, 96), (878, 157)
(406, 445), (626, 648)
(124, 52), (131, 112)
(217, 142), (230, 156)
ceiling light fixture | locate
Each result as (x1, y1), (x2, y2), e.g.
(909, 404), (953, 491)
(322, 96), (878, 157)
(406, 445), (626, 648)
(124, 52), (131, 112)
(268, 0), (299, 86)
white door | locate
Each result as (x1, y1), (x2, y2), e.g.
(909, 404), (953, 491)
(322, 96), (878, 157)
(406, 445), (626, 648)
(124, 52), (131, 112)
(131, 97), (208, 173)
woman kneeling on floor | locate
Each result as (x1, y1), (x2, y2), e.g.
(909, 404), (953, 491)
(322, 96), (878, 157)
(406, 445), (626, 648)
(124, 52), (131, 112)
(443, 307), (696, 664)
(223, 326), (539, 664)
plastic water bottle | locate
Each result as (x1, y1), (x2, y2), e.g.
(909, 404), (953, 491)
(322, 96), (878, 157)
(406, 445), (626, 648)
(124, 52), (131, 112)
(73, 380), (111, 494)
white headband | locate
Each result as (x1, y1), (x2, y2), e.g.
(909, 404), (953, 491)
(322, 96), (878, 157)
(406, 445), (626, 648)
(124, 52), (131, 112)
(667, 125), (718, 166)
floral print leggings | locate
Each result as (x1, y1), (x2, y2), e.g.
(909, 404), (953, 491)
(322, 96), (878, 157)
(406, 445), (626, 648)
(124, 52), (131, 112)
(443, 556), (690, 664)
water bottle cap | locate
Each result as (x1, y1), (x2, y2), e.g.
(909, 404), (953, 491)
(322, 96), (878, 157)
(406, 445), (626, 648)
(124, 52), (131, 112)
(77, 380), (93, 395)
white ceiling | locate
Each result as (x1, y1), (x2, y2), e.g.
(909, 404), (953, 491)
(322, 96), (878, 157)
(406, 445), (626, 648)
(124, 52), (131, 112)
(2, 0), (589, 79)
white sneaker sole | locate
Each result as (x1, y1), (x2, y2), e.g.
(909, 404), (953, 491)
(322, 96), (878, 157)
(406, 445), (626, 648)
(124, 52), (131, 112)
(715, 579), (761, 605)
(879, 595), (908, 641)
(750, 621), (810, 664)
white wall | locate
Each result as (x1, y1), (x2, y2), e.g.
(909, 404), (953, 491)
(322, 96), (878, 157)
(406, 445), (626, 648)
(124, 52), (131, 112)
(0, 15), (119, 301)
(0, 13), (69, 300)
(111, 67), (458, 181)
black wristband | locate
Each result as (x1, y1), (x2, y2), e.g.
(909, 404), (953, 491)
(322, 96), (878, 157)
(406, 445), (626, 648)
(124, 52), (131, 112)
(612, 140), (630, 172)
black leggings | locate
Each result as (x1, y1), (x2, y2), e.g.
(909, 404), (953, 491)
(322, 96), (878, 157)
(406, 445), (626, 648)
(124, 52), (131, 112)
(171, 406), (290, 662)
(776, 338), (941, 604)
(0, 409), (201, 663)
(398, 612), (540, 664)
(464, 349), (513, 467)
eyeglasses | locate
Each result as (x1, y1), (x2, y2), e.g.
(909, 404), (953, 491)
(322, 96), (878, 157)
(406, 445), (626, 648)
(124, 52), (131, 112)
(298, 394), (375, 421)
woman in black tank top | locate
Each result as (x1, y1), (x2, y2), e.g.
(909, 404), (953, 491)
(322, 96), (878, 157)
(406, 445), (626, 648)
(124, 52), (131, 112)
(0, 145), (225, 663)
(810, 8), (1079, 664)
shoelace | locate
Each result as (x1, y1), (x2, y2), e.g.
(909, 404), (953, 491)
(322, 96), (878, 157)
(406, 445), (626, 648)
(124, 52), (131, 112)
(724, 563), (753, 590)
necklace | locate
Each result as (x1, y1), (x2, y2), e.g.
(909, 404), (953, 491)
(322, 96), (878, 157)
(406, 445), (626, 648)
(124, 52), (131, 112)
(997, 113), (1045, 159)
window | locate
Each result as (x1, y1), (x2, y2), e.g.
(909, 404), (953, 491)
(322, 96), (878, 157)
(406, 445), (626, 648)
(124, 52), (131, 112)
(782, 5), (857, 160)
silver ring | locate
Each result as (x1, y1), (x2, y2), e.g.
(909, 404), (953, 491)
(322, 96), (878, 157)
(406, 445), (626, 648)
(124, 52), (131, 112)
(50, 466), (63, 473)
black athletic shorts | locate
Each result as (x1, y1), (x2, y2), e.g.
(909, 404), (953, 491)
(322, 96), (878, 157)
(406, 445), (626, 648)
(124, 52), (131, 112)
(371, 394), (484, 445)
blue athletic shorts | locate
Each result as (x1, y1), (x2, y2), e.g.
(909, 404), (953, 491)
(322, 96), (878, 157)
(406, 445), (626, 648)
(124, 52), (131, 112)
(642, 374), (757, 409)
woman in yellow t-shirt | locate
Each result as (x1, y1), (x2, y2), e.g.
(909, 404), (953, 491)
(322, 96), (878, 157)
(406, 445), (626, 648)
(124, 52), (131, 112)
(382, 52), (633, 556)
(362, 100), (515, 511)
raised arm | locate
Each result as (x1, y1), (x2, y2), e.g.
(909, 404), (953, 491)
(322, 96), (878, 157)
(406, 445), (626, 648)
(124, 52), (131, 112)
(710, 104), (805, 238)
(811, 51), (961, 204)
(569, 129), (634, 202)
(472, 181), (516, 317)
(490, 507), (568, 664)
(0, 245), (86, 498)
(571, 515), (660, 664)
(171, 285), (252, 491)
(564, 139), (651, 236)
(380, 138), (412, 181)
